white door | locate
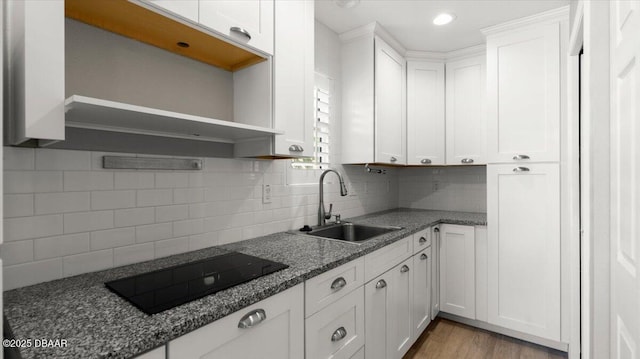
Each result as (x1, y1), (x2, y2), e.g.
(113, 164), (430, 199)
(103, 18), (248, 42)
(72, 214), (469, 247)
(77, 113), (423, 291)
(407, 60), (445, 165)
(273, 0), (313, 157)
(389, 258), (414, 359)
(412, 246), (432, 340)
(199, 0), (274, 55)
(487, 163), (560, 340)
(365, 271), (391, 359)
(439, 224), (476, 319)
(610, 1), (640, 357)
(486, 23), (560, 163)
(375, 37), (406, 165)
(446, 55), (486, 165)
(431, 226), (441, 319)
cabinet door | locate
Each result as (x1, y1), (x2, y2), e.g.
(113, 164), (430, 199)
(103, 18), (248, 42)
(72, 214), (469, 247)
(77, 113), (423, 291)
(133, 346), (165, 359)
(365, 271), (391, 359)
(168, 284), (303, 359)
(199, 0), (274, 55)
(486, 23), (560, 163)
(439, 224), (475, 319)
(487, 163), (560, 340)
(446, 55), (486, 165)
(144, 0), (198, 22)
(407, 61), (445, 165)
(374, 37), (406, 165)
(272, 0), (313, 157)
(431, 227), (440, 319)
(412, 247), (432, 340)
(388, 257), (414, 359)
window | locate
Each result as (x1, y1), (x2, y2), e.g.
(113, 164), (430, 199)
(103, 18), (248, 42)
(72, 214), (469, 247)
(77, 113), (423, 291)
(290, 82), (331, 170)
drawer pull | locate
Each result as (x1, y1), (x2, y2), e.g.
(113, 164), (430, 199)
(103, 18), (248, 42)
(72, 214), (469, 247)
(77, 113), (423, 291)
(513, 167), (530, 172)
(331, 327), (347, 342)
(390, 156), (398, 162)
(461, 158), (474, 164)
(238, 309), (266, 329)
(420, 253), (428, 260)
(230, 26), (252, 40)
(375, 279), (387, 289)
(513, 154), (530, 160)
(419, 236), (427, 244)
(330, 277), (347, 291)
(420, 158), (431, 164)
(400, 265), (410, 273)
(288, 144), (304, 152)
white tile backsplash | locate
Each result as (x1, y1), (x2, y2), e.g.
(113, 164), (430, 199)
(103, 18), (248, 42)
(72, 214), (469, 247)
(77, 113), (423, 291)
(135, 222), (173, 243)
(113, 243), (155, 267)
(35, 148), (91, 170)
(4, 194), (34, 218)
(90, 227), (136, 250)
(34, 233), (90, 260)
(35, 192), (91, 214)
(2, 240), (34, 265)
(137, 189), (173, 207)
(63, 249), (114, 277)
(114, 207), (155, 227)
(5, 214), (64, 242)
(64, 171), (114, 191)
(91, 190), (136, 210)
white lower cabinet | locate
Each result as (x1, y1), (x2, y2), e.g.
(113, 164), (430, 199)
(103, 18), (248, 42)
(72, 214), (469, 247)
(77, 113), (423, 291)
(133, 346), (166, 359)
(305, 287), (365, 359)
(365, 257), (414, 359)
(412, 246), (432, 340)
(439, 224), (476, 320)
(167, 284), (303, 359)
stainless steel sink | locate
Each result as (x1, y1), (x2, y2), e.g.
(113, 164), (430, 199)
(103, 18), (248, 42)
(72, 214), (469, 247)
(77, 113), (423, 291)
(304, 223), (402, 243)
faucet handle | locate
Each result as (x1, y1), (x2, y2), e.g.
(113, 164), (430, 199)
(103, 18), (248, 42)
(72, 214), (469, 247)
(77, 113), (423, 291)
(324, 203), (333, 220)
(333, 214), (341, 224)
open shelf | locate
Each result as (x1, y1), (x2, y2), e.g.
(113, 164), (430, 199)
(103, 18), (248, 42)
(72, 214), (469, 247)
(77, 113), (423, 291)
(65, 95), (282, 143)
(65, 0), (266, 72)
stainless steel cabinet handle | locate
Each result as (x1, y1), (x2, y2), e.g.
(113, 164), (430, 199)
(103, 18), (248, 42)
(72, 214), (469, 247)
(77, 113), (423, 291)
(513, 167), (530, 172)
(421, 158), (432, 164)
(512, 154), (530, 160)
(230, 26), (252, 40)
(461, 158), (474, 164)
(400, 265), (410, 273)
(238, 309), (266, 328)
(390, 157), (397, 162)
(331, 327), (347, 342)
(419, 236), (427, 244)
(420, 253), (428, 260)
(375, 279), (387, 289)
(289, 144), (304, 152)
(330, 277), (347, 291)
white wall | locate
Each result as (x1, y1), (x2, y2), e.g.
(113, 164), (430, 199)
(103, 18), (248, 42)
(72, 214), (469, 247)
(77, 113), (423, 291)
(398, 166), (486, 213)
(0, 21), (398, 290)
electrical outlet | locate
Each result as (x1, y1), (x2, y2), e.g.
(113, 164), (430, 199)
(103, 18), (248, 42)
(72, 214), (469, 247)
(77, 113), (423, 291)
(262, 184), (272, 204)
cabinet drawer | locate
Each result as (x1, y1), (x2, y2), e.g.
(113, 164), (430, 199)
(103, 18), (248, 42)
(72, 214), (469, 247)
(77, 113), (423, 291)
(413, 228), (432, 254)
(364, 236), (412, 282)
(305, 286), (365, 359)
(168, 284), (303, 359)
(305, 257), (365, 317)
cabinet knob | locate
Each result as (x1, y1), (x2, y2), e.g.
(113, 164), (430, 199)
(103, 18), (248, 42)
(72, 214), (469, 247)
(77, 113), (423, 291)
(330, 277), (347, 291)
(433, 227), (440, 233)
(400, 265), (410, 273)
(461, 158), (474, 164)
(513, 167), (530, 172)
(375, 279), (387, 289)
(420, 253), (428, 260)
(331, 327), (347, 342)
(238, 309), (266, 329)
(390, 157), (397, 162)
(512, 154), (530, 160)
(419, 236), (427, 244)
(420, 158), (431, 164)
(230, 26), (252, 40)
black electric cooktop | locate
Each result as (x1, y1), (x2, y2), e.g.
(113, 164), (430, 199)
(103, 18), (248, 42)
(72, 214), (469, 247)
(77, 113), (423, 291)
(105, 252), (288, 314)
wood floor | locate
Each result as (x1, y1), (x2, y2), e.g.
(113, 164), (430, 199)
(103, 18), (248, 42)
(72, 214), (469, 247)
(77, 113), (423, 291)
(403, 318), (568, 359)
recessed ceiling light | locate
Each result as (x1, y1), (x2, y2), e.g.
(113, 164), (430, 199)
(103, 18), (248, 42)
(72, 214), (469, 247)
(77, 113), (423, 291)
(334, 0), (360, 9)
(433, 13), (455, 26)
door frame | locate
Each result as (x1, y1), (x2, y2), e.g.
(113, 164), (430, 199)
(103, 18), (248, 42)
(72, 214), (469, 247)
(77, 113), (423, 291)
(569, 1), (612, 358)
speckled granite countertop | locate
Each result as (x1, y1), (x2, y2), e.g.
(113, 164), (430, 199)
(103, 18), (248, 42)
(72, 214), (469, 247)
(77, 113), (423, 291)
(3, 209), (485, 359)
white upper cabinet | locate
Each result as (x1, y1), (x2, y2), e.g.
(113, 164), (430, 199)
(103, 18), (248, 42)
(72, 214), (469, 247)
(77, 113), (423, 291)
(375, 37), (407, 165)
(487, 163), (560, 340)
(272, 0), (314, 157)
(144, 0), (199, 23)
(5, 0), (65, 145)
(485, 21), (561, 163)
(446, 54), (486, 165)
(341, 24), (406, 165)
(199, 0), (274, 55)
(407, 61), (445, 165)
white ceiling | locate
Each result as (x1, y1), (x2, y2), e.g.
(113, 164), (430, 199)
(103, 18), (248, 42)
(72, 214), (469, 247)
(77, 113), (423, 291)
(315, 0), (570, 53)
